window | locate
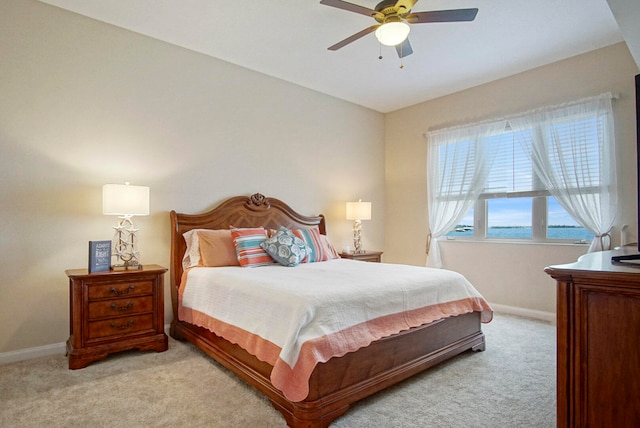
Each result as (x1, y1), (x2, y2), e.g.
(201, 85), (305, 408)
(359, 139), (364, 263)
(428, 94), (616, 267)
(445, 126), (596, 242)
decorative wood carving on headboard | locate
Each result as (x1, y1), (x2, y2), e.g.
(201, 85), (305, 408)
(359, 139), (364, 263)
(247, 192), (270, 209)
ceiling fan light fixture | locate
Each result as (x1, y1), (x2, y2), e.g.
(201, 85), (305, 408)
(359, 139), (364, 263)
(375, 21), (410, 46)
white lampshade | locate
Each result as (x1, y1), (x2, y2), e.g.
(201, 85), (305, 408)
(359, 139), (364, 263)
(375, 21), (410, 46)
(346, 200), (372, 221)
(102, 183), (150, 216)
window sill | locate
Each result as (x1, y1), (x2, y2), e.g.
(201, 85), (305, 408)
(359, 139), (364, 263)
(440, 237), (591, 247)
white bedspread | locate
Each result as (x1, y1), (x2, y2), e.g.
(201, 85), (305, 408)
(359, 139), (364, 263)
(179, 258), (492, 401)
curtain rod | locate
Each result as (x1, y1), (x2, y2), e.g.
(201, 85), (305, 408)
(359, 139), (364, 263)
(424, 92), (618, 136)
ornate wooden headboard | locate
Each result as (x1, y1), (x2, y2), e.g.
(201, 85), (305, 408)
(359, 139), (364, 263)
(169, 193), (326, 319)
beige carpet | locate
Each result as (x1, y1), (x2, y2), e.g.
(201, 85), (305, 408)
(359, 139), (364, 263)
(0, 313), (556, 427)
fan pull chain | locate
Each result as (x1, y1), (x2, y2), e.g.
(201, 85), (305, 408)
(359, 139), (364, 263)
(377, 43), (405, 68)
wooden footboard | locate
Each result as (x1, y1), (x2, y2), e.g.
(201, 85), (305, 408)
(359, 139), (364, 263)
(171, 311), (484, 428)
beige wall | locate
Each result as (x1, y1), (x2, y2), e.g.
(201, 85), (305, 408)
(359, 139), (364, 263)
(385, 42), (640, 315)
(0, 0), (385, 353)
(1, 0), (639, 355)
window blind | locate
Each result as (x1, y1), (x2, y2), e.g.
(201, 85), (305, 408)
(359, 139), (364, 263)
(483, 129), (541, 196)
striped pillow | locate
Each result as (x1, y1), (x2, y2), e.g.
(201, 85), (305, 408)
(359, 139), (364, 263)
(230, 227), (274, 267)
(320, 234), (340, 260)
(292, 227), (333, 262)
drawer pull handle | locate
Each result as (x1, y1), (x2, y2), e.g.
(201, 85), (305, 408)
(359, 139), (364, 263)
(110, 320), (134, 330)
(110, 302), (134, 311)
(110, 285), (135, 295)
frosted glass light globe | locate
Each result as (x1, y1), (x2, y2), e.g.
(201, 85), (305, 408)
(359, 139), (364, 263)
(375, 22), (410, 46)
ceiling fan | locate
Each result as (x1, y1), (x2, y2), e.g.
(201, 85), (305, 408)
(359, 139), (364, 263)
(320, 0), (478, 58)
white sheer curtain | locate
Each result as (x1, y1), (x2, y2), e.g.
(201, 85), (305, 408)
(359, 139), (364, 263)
(425, 122), (505, 268)
(510, 93), (617, 252)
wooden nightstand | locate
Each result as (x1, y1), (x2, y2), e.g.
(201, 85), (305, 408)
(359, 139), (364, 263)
(339, 251), (383, 263)
(66, 264), (168, 369)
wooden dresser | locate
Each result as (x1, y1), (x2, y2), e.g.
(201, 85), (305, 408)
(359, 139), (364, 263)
(66, 264), (168, 369)
(545, 247), (640, 427)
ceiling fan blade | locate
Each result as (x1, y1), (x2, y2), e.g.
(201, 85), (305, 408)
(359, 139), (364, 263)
(319, 0), (378, 18)
(406, 8), (478, 24)
(395, 38), (413, 58)
(394, 0), (418, 14)
(328, 25), (380, 51)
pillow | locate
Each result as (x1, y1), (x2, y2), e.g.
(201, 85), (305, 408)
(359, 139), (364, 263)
(230, 227), (274, 267)
(292, 227), (338, 262)
(320, 234), (340, 260)
(182, 229), (203, 269)
(197, 229), (240, 267)
(182, 229), (240, 269)
(260, 227), (310, 267)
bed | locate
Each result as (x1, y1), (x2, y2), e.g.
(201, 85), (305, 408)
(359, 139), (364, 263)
(169, 193), (492, 427)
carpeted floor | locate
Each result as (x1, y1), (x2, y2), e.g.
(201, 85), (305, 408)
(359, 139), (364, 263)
(0, 313), (556, 427)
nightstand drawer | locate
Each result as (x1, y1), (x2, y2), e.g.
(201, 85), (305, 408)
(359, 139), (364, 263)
(88, 280), (153, 300)
(88, 296), (154, 319)
(88, 314), (154, 340)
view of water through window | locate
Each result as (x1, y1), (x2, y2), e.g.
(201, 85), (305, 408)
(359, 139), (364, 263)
(445, 197), (594, 241)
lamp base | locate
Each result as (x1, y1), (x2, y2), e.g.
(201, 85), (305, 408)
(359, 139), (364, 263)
(111, 263), (144, 271)
(352, 219), (363, 254)
(111, 215), (142, 270)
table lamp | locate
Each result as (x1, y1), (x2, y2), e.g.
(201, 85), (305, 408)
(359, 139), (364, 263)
(346, 199), (371, 254)
(102, 182), (149, 269)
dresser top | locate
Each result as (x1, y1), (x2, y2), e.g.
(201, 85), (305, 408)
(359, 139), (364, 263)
(66, 264), (167, 278)
(545, 247), (640, 283)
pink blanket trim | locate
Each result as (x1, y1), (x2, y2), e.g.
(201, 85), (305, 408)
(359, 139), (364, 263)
(178, 276), (492, 402)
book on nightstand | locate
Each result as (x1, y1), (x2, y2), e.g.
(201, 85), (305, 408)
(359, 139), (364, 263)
(88, 240), (111, 273)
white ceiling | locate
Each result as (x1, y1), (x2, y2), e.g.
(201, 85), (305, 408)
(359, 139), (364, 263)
(38, 0), (624, 113)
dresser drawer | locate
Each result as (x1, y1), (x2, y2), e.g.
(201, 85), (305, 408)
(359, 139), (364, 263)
(88, 314), (154, 340)
(88, 296), (154, 319)
(87, 280), (153, 300)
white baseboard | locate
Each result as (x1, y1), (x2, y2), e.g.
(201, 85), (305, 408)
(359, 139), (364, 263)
(0, 324), (173, 365)
(0, 342), (67, 365)
(490, 303), (556, 324)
